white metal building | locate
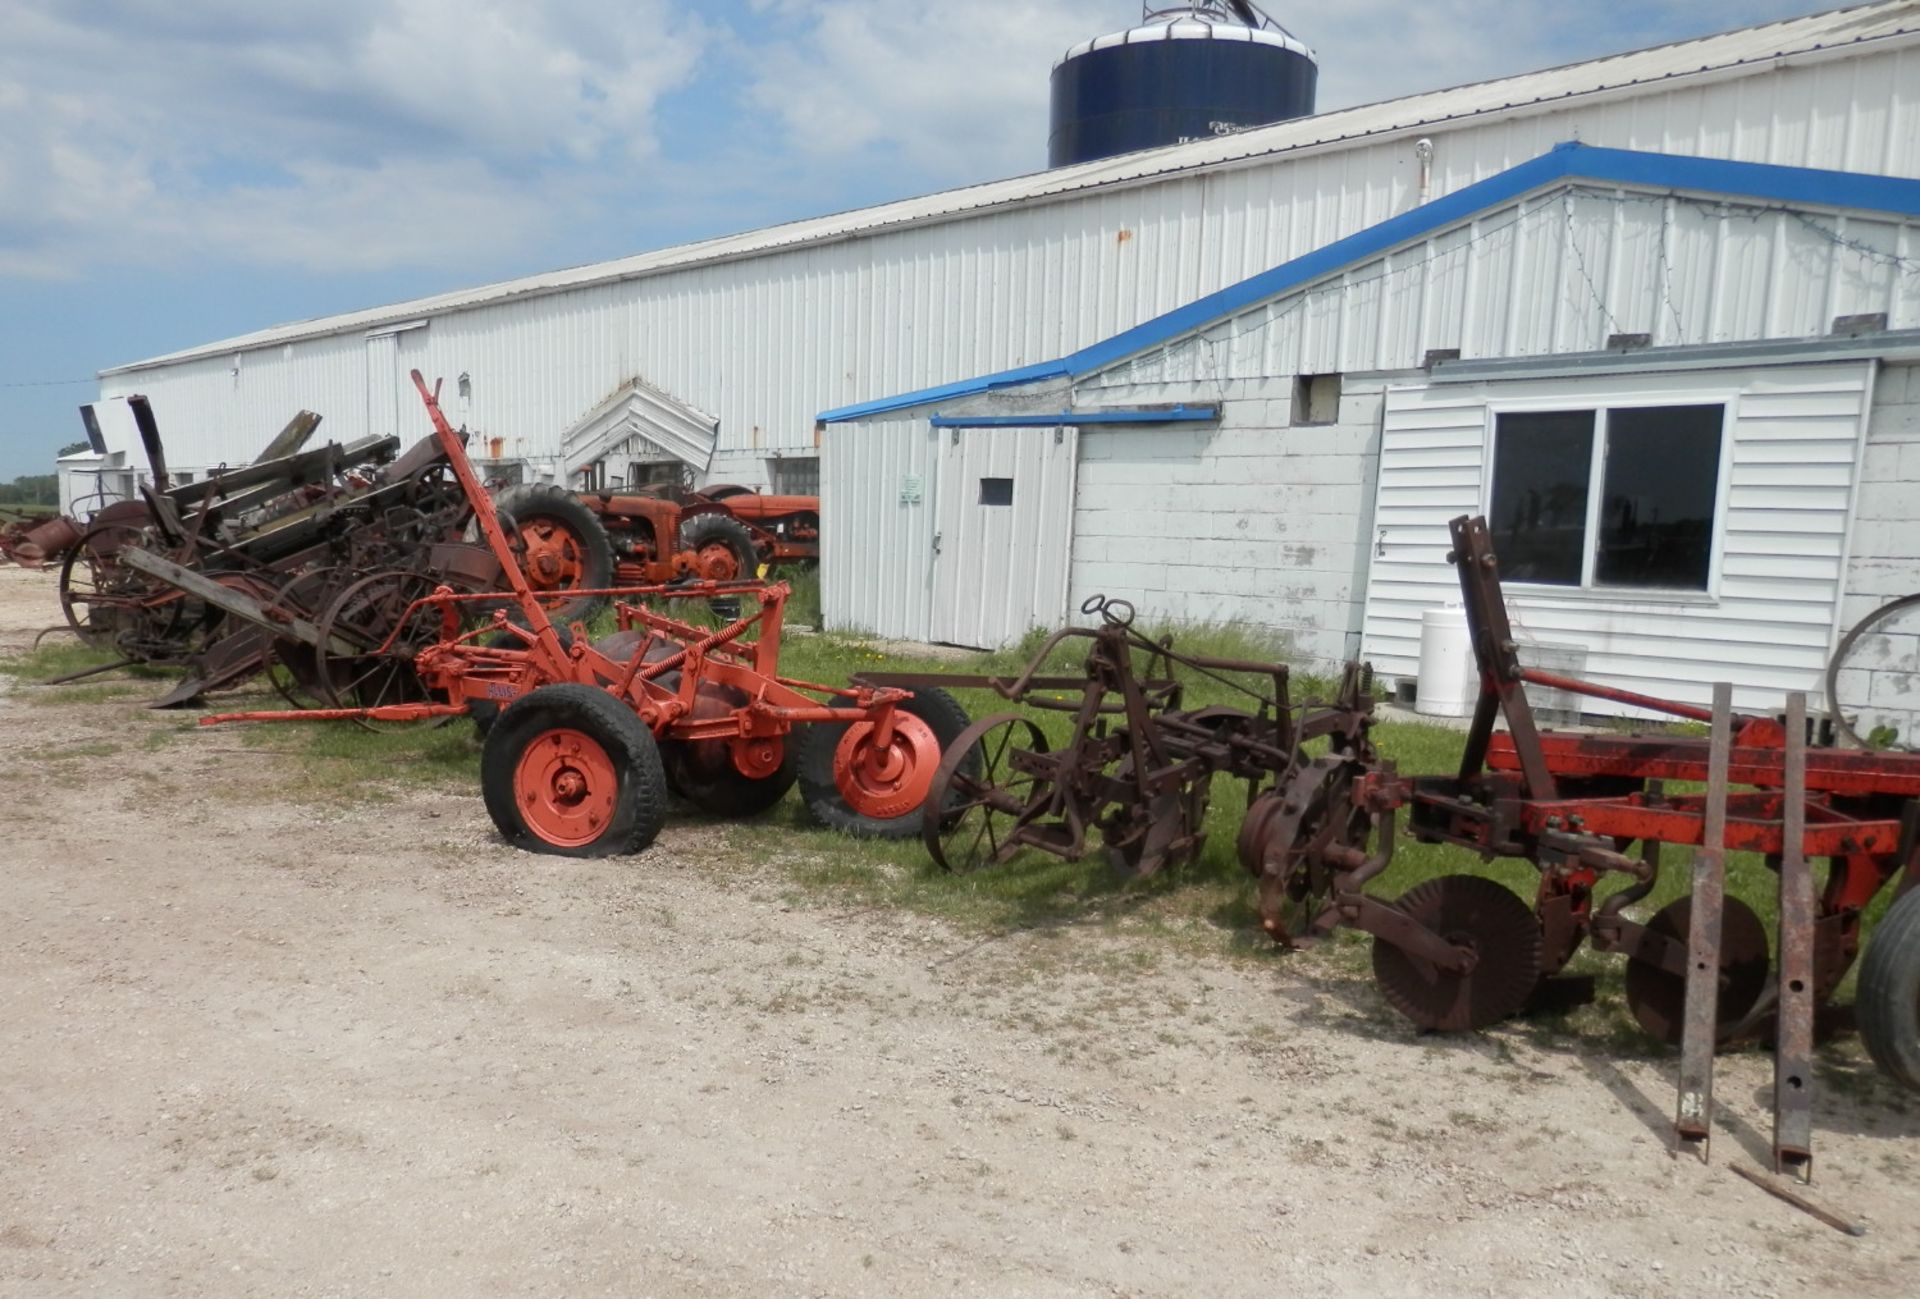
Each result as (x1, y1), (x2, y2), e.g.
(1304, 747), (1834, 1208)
(81, 3), (1920, 513)
(820, 143), (1920, 738)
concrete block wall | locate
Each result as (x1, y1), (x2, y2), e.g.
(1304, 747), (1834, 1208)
(1836, 361), (1920, 743)
(1067, 376), (1382, 671)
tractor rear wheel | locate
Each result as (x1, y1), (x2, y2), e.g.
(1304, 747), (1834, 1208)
(480, 683), (667, 857)
(796, 688), (969, 839)
(495, 484), (614, 623)
(1859, 884), (1920, 1092)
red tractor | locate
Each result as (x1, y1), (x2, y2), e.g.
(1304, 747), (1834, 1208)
(491, 483), (817, 609)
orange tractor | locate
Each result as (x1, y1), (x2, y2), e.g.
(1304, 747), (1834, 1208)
(492, 482), (817, 610)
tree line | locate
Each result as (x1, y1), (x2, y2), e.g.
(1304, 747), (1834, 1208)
(0, 442), (89, 509)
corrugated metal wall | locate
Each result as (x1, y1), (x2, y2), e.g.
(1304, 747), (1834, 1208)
(1360, 361), (1877, 713)
(1085, 189), (1919, 391)
(98, 42), (1920, 482)
(819, 416), (940, 639)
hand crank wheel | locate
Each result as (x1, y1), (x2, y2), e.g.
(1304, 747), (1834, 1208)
(922, 713), (1053, 873)
(1371, 874), (1542, 1031)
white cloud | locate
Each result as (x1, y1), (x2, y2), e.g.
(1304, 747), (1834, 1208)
(742, 1), (1119, 179)
(0, 0), (1854, 279)
(0, 0), (709, 276)
(742, 1), (1853, 185)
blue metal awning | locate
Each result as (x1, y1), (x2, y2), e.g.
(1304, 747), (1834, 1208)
(927, 405), (1219, 428)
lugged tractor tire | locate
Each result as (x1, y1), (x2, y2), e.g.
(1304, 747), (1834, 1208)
(679, 513), (759, 583)
(795, 687), (971, 839)
(480, 683), (667, 858)
(1858, 884), (1920, 1092)
(494, 483), (615, 624)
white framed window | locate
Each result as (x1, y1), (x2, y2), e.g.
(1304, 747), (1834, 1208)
(1484, 399), (1732, 595)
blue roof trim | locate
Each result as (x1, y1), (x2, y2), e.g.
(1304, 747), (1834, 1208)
(818, 142), (1920, 424)
(929, 405), (1220, 428)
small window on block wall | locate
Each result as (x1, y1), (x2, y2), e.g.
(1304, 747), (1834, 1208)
(1292, 373), (1342, 426)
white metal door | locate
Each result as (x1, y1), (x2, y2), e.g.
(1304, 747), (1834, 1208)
(929, 426), (1078, 648)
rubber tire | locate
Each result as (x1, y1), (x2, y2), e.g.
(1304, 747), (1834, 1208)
(795, 687), (971, 839)
(494, 484), (615, 624)
(480, 683), (668, 857)
(679, 513), (759, 580)
(1859, 884), (1920, 1092)
(664, 736), (801, 817)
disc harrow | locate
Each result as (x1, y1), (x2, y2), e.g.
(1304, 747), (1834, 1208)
(1228, 513), (1920, 1180)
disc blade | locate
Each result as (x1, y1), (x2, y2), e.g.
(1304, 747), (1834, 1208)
(1623, 894), (1770, 1046)
(1371, 874), (1542, 1032)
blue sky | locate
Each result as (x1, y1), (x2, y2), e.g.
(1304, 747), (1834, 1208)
(0, 0), (1854, 480)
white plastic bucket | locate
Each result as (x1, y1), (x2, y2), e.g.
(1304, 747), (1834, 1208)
(1416, 605), (1476, 717)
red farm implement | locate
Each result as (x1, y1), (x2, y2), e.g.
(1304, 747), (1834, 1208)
(202, 371), (964, 857)
(1234, 514), (1920, 1183)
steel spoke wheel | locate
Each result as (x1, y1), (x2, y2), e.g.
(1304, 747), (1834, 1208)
(1827, 592), (1920, 750)
(923, 714), (1052, 873)
(1371, 874), (1542, 1031)
(314, 570), (452, 731)
(1621, 894), (1771, 1046)
(58, 523), (185, 657)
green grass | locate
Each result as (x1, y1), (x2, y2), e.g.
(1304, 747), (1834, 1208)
(773, 564), (821, 631)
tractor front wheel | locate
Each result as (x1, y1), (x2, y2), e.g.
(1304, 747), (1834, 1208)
(481, 684), (668, 857)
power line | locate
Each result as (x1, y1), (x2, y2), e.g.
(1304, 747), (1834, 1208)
(0, 377), (96, 389)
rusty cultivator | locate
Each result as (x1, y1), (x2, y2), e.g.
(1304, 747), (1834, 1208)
(857, 596), (1378, 880)
(201, 371), (965, 857)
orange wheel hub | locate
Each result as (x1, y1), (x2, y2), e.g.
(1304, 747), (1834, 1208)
(518, 521), (588, 590)
(729, 735), (785, 780)
(515, 728), (619, 847)
(832, 712), (940, 820)
(692, 543), (742, 581)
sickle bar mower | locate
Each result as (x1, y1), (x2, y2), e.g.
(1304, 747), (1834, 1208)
(202, 371), (959, 857)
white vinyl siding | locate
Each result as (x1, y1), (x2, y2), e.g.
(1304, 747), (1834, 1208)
(1361, 361), (1875, 715)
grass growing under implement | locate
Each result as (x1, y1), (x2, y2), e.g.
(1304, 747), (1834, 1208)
(22, 601), (1892, 1064)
